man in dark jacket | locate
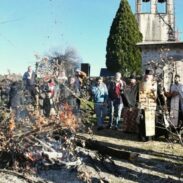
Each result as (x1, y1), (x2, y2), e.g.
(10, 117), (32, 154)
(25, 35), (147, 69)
(23, 66), (36, 100)
(108, 72), (126, 129)
(9, 81), (23, 121)
(122, 75), (139, 133)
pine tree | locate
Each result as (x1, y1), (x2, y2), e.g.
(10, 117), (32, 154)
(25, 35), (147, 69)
(106, 0), (142, 76)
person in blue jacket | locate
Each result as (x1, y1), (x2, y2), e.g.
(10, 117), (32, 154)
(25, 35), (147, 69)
(92, 77), (108, 130)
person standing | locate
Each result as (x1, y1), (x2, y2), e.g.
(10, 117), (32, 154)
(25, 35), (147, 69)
(92, 77), (108, 130)
(138, 69), (157, 141)
(9, 81), (23, 122)
(57, 70), (68, 84)
(23, 66), (36, 99)
(74, 68), (87, 110)
(47, 78), (55, 99)
(66, 76), (80, 114)
(108, 72), (126, 130)
(164, 74), (183, 128)
(122, 75), (139, 133)
(43, 78), (56, 117)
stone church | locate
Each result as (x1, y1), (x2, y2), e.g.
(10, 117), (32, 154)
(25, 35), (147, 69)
(136, 0), (183, 89)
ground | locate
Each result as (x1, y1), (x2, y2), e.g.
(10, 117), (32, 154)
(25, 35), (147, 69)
(77, 127), (183, 183)
(1, 127), (182, 183)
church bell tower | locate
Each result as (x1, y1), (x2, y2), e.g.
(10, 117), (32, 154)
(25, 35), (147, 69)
(136, 0), (175, 42)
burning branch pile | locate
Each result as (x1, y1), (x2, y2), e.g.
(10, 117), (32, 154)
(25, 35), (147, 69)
(0, 52), (96, 182)
(0, 103), (82, 171)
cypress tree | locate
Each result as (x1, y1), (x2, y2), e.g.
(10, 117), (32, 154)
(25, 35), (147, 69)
(106, 0), (142, 76)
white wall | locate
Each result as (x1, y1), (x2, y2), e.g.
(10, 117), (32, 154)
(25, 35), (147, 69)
(139, 14), (169, 41)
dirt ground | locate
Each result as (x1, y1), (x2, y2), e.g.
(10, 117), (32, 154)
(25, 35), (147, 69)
(0, 127), (183, 183)
(77, 127), (183, 183)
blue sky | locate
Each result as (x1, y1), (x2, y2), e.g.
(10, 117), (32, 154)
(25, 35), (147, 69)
(0, 0), (183, 76)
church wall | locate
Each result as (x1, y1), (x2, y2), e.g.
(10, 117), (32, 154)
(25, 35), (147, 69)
(139, 14), (169, 41)
(141, 45), (183, 66)
(140, 44), (183, 86)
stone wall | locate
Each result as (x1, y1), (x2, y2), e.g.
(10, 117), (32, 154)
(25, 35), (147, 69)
(140, 44), (183, 66)
(137, 42), (183, 89)
(138, 14), (170, 42)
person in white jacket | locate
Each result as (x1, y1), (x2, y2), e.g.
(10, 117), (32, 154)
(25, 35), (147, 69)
(169, 74), (183, 127)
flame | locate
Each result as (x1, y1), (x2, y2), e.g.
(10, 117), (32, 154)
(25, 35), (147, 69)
(9, 114), (15, 132)
(35, 111), (47, 127)
(25, 152), (38, 162)
(36, 116), (46, 125)
(59, 103), (78, 131)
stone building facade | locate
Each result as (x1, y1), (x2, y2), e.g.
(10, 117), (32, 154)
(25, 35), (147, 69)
(137, 41), (183, 90)
(137, 42), (183, 67)
(135, 0), (183, 86)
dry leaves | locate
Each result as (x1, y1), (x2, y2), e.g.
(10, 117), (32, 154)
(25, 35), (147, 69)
(59, 103), (78, 132)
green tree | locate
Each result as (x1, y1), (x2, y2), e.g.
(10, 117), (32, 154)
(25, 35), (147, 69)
(106, 0), (142, 76)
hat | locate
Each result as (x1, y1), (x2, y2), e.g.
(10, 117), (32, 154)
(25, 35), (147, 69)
(145, 68), (154, 75)
(96, 76), (103, 81)
(130, 74), (136, 80)
(175, 74), (180, 78)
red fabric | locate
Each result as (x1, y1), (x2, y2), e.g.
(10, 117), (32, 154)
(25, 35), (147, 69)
(48, 82), (55, 97)
(115, 83), (121, 97)
(122, 107), (139, 133)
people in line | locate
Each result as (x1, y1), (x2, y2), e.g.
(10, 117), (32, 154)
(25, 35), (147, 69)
(10, 64), (183, 142)
(91, 77), (108, 130)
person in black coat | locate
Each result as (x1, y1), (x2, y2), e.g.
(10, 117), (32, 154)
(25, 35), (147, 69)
(108, 72), (126, 129)
(23, 66), (36, 100)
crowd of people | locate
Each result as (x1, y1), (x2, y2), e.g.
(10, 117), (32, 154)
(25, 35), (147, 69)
(91, 69), (183, 142)
(1, 65), (183, 142)
(21, 66), (87, 116)
(91, 72), (127, 131)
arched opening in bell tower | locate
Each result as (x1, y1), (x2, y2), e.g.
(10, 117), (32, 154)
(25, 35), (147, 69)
(157, 0), (167, 13)
(141, 0), (151, 13)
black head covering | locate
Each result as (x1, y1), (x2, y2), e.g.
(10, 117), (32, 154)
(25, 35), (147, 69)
(96, 76), (103, 81)
(145, 68), (154, 75)
(175, 74), (180, 78)
(130, 74), (136, 80)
